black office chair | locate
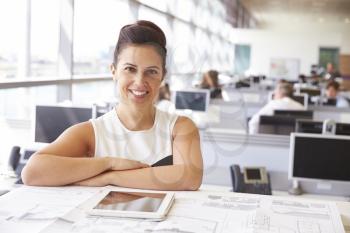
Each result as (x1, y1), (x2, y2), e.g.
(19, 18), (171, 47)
(8, 146), (36, 184)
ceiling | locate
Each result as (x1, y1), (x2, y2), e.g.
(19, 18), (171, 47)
(240, 0), (350, 27)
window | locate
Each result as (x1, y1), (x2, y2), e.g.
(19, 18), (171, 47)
(319, 47), (340, 71)
(137, 0), (167, 12)
(30, 0), (60, 77)
(171, 21), (193, 73)
(0, 86), (57, 120)
(72, 81), (115, 105)
(234, 44), (251, 75)
(138, 5), (171, 40)
(0, 0), (25, 80)
(73, 0), (134, 75)
(168, 0), (195, 22)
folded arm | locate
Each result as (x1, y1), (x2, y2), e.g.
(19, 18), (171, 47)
(21, 122), (147, 186)
(76, 117), (203, 190)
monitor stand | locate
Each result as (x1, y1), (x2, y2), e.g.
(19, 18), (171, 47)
(288, 179), (303, 195)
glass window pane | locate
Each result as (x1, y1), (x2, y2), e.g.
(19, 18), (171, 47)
(138, 6), (171, 40)
(72, 81), (115, 105)
(0, 0), (25, 80)
(167, 0), (195, 22)
(0, 86), (57, 120)
(137, 0), (167, 12)
(235, 44), (251, 75)
(30, 0), (60, 77)
(171, 21), (193, 73)
(73, 0), (133, 75)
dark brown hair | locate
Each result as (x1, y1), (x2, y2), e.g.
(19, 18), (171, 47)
(326, 80), (340, 91)
(158, 83), (170, 101)
(200, 70), (220, 88)
(113, 20), (167, 72)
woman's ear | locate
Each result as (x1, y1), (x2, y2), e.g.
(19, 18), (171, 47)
(110, 64), (117, 81)
(161, 68), (167, 82)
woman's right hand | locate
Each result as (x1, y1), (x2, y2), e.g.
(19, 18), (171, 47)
(108, 157), (149, 171)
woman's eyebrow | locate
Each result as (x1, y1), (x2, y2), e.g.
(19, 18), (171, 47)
(123, 63), (137, 67)
(146, 66), (160, 70)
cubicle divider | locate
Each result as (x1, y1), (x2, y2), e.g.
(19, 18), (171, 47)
(200, 129), (290, 191)
(200, 129), (350, 196)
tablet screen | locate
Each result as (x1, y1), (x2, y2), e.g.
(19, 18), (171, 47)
(93, 191), (166, 212)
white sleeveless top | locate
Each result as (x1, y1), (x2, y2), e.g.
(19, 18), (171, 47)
(90, 108), (178, 165)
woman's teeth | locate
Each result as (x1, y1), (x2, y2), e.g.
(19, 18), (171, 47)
(131, 90), (147, 96)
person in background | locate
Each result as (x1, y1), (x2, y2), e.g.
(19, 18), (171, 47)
(200, 70), (222, 99)
(324, 62), (342, 80)
(156, 83), (175, 112)
(325, 80), (349, 108)
(248, 81), (304, 134)
(298, 74), (307, 83)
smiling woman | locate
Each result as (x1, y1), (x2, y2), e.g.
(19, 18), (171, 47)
(21, 20), (203, 191)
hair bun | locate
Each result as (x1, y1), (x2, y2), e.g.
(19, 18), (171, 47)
(114, 20), (167, 69)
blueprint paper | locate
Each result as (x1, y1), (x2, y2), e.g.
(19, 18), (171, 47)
(0, 186), (101, 233)
(0, 186), (345, 233)
(49, 191), (345, 233)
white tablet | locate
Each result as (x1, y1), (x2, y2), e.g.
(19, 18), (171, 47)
(87, 190), (175, 220)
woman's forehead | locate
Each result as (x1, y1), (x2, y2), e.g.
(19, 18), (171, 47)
(118, 45), (162, 67)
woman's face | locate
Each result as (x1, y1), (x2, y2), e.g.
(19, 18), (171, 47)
(326, 87), (337, 99)
(112, 44), (164, 108)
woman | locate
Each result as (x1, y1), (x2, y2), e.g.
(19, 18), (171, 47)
(22, 20), (203, 191)
(200, 70), (222, 99)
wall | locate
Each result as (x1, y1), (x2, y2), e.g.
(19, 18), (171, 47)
(230, 22), (350, 76)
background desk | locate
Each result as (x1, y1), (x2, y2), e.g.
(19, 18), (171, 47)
(200, 128), (350, 196)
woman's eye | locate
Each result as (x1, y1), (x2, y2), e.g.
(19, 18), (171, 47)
(125, 67), (136, 72)
(147, 69), (158, 75)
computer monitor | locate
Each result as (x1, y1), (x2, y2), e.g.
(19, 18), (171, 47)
(295, 120), (323, 134)
(323, 98), (337, 106)
(258, 115), (296, 135)
(336, 123), (350, 136)
(289, 133), (350, 183)
(173, 90), (210, 112)
(299, 88), (321, 97)
(35, 105), (93, 143)
(274, 110), (313, 119)
(295, 120), (350, 136)
(291, 93), (308, 108)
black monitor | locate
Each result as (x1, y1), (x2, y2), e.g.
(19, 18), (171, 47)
(35, 105), (92, 143)
(295, 120), (350, 136)
(336, 123), (350, 136)
(295, 120), (323, 134)
(258, 115), (296, 135)
(299, 88), (321, 97)
(289, 133), (350, 182)
(173, 90), (210, 112)
(291, 94), (308, 107)
(274, 110), (313, 119)
(323, 98), (337, 106)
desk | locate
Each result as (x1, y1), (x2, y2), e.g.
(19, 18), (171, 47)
(202, 184), (350, 233)
(0, 184), (349, 233)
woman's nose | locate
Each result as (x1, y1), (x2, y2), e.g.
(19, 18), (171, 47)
(134, 72), (145, 84)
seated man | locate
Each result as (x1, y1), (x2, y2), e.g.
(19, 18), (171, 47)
(325, 80), (349, 108)
(248, 82), (304, 134)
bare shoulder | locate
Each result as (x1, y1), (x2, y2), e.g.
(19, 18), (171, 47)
(38, 121), (95, 157)
(173, 116), (199, 137)
(59, 121), (94, 140)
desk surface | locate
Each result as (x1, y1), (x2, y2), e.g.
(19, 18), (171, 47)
(201, 184), (350, 233)
(0, 179), (350, 233)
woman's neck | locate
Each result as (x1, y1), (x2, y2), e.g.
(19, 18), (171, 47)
(116, 104), (156, 131)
